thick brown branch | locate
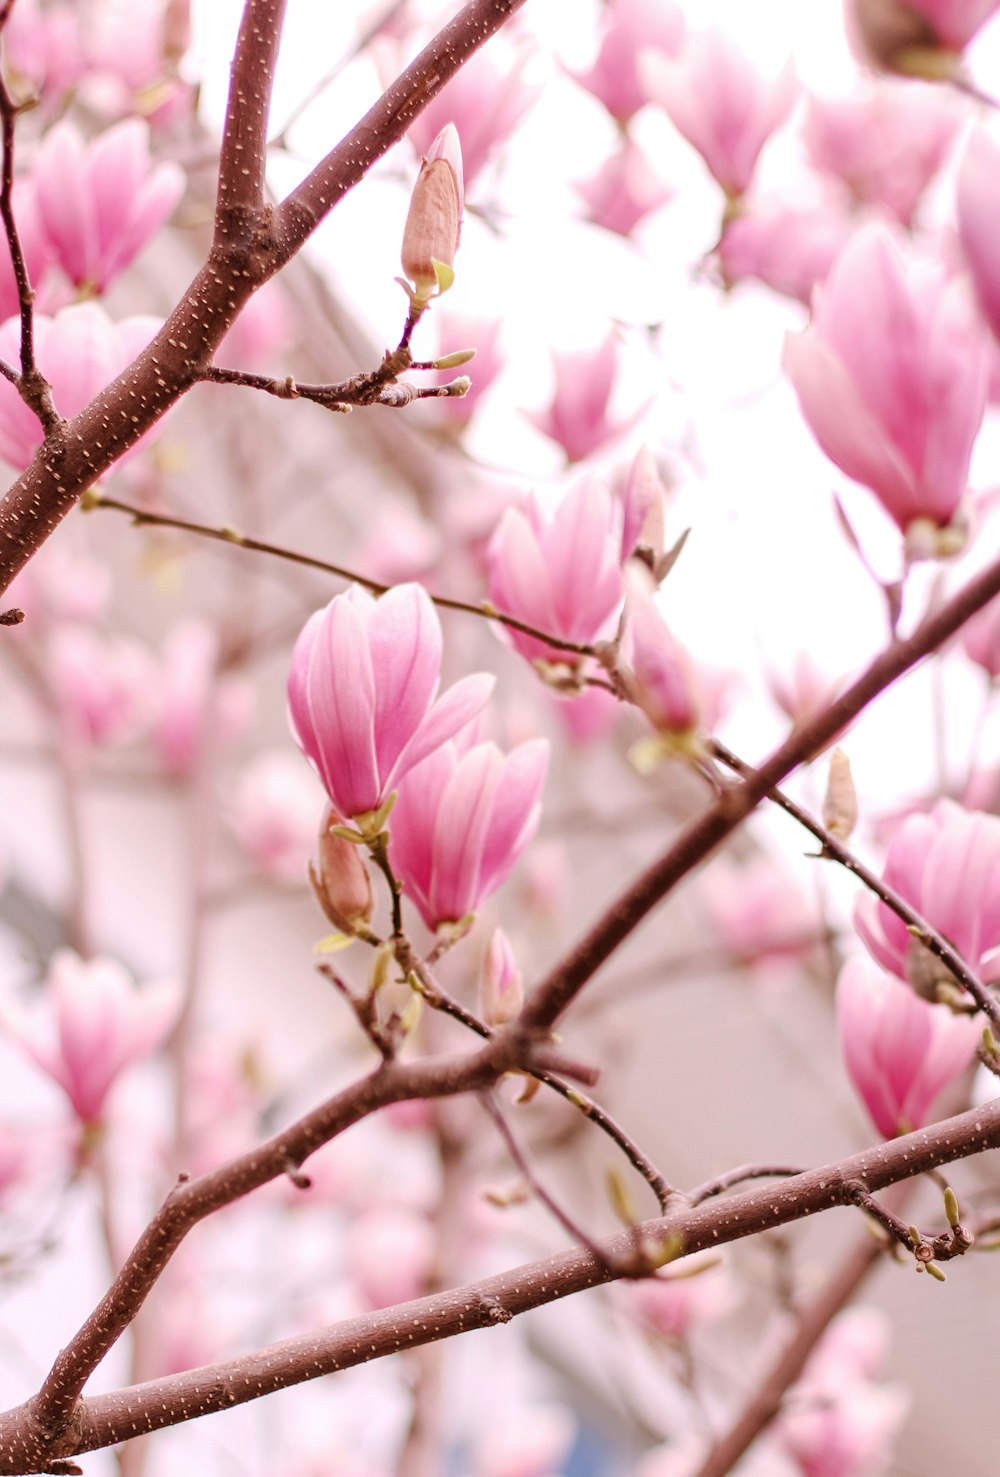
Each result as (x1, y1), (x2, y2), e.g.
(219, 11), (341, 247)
(215, 0), (288, 235)
(3, 1099), (998, 1471)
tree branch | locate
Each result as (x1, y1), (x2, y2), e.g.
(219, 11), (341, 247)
(215, 0), (287, 236)
(4, 1098), (999, 1471)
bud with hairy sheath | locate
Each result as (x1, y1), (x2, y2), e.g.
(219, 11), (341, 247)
(400, 124), (463, 308)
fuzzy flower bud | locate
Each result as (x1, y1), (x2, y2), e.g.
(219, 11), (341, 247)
(311, 807), (374, 934)
(480, 928), (524, 1026)
(400, 124), (463, 307)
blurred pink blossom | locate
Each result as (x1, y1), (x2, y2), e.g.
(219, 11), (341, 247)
(153, 620), (252, 776)
(3, 540), (111, 628)
(627, 1255), (734, 1340)
(528, 335), (631, 464)
(783, 225), (989, 546)
(961, 592), (1000, 678)
(33, 120), (184, 293)
(230, 750), (324, 884)
(48, 627), (156, 747)
(855, 799), (1000, 985)
(487, 479), (624, 666)
(345, 1205), (435, 1310)
(778, 1308), (907, 1477)
(0, 303), (163, 470)
(577, 136), (672, 238)
(804, 85), (960, 227)
(549, 684), (621, 744)
(433, 312), (504, 428)
(3, 1), (87, 101)
(718, 203), (859, 306)
(766, 652), (844, 727)
(389, 733), (548, 930)
(288, 584), (493, 826)
(571, 0), (685, 123)
(619, 445), (672, 566)
(215, 279), (292, 370)
(704, 855), (824, 964)
(643, 30), (796, 197)
(472, 1404), (575, 1477)
(837, 956), (979, 1137)
(1, 949), (177, 1125)
(0, 181), (57, 323)
(956, 128), (1000, 345)
(405, 45), (538, 188)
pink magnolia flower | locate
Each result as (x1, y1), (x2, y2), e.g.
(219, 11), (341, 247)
(528, 334), (631, 464)
(33, 120), (184, 293)
(389, 733), (548, 931)
(48, 627), (156, 747)
(619, 444), (671, 568)
(626, 1255), (733, 1339)
(550, 683), (620, 744)
(571, 0), (685, 123)
(288, 583), (493, 827)
(643, 30), (797, 197)
(3, 0), (86, 102)
(718, 202), (859, 306)
(855, 799), (1000, 986)
(230, 750), (325, 884)
(961, 592), (1000, 678)
(783, 225), (989, 544)
(704, 855), (824, 965)
(432, 312), (504, 428)
(956, 128), (1000, 345)
(487, 479), (624, 666)
(766, 651), (844, 726)
(837, 957), (979, 1137)
(1, 949), (177, 1124)
(804, 86), (960, 228)
(405, 45), (538, 189)
(576, 136), (672, 238)
(0, 303), (162, 470)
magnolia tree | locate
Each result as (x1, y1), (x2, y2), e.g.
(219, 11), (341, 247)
(5, 0), (1000, 1473)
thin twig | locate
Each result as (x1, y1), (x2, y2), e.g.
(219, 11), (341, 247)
(686, 1164), (805, 1207)
(85, 492), (596, 657)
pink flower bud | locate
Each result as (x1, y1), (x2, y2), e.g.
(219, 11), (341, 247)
(48, 627), (156, 748)
(837, 956), (979, 1137)
(312, 808), (374, 934)
(153, 619), (252, 776)
(33, 119), (184, 293)
(400, 124), (463, 305)
(783, 225), (989, 545)
(389, 735), (548, 932)
(619, 444), (671, 568)
(479, 928), (523, 1025)
(288, 583), (493, 827)
(1, 949), (177, 1125)
(622, 568), (717, 741)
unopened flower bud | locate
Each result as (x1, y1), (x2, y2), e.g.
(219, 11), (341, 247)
(822, 747), (858, 840)
(400, 124), (463, 307)
(310, 807), (374, 934)
(479, 928), (523, 1026)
